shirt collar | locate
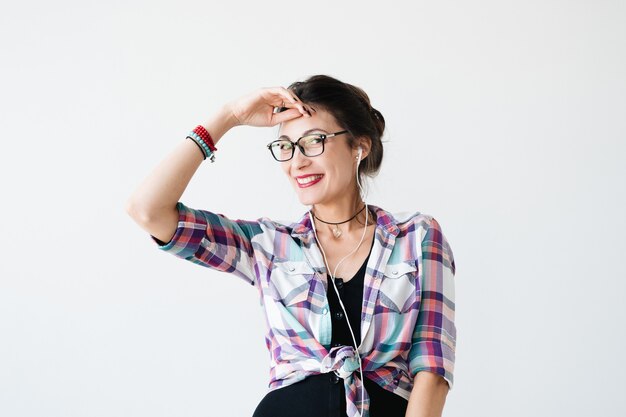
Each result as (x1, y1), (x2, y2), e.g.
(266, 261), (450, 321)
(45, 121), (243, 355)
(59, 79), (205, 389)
(289, 204), (400, 240)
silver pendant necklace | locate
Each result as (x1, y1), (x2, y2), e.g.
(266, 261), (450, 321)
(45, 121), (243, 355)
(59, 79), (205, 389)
(312, 205), (366, 239)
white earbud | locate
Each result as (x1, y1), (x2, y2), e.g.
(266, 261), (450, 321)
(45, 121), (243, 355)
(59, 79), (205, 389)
(357, 146), (363, 160)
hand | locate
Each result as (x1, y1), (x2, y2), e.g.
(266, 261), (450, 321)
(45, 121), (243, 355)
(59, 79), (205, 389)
(224, 86), (313, 128)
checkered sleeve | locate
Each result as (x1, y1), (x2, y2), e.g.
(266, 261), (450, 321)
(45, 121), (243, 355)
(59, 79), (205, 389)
(150, 202), (263, 286)
(408, 216), (457, 389)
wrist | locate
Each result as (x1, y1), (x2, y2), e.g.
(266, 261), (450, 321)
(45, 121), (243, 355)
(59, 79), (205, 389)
(201, 105), (237, 145)
(219, 103), (240, 129)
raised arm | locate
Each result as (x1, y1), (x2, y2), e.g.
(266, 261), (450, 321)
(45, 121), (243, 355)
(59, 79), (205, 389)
(125, 107), (236, 243)
(125, 87), (312, 243)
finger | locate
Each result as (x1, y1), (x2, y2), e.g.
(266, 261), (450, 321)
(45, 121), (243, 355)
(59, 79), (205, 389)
(271, 108), (307, 125)
(289, 93), (311, 114)
(267, 95), (304, 114)
(275, 101), (309, 117)
(281, 86), (301, 105)
(272, 100), (305, 117)
(268, 87), (308, 115)
(262, 86), (303, 108)
(289, 91), (303, 104)
(266, 87), (297, 105)
(284, 89), (311, 111)
(291, 95), (314, 114)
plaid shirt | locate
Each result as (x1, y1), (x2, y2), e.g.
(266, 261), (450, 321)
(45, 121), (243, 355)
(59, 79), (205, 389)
(150, 202), (456, 417)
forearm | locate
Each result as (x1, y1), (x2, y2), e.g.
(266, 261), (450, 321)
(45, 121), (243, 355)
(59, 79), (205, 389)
(126, 105), (237, 220)
(405, 372), (449, 417)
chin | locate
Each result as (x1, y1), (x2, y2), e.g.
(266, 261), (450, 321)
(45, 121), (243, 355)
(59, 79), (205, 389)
(289, 183), (313, 206)
(293, 188), (325, 206)
(295, 194), (318, 206)
(291, 180), (337, 207)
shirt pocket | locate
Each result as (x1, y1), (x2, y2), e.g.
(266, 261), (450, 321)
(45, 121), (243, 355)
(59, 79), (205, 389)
(378, 262), (418, 313)
(270, 260), (313, 306)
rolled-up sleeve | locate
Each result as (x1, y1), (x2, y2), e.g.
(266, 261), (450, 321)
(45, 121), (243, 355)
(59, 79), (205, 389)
(408, 216), (457, 389)
(150, 202), (262, 286)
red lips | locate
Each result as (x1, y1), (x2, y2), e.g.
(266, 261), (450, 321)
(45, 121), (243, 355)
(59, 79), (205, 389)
(295, 174), (324, 188)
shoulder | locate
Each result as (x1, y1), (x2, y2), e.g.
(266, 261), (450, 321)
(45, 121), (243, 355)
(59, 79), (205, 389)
(373, 205), (436, 238)
(390, 210), (433, 228)
(380, 207), (455, 271)
(254, 216), (299, 232)
(245, 214), (307, 238)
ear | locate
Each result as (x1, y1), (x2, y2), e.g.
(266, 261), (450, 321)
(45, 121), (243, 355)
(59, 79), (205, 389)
(354, 137), (372, 160)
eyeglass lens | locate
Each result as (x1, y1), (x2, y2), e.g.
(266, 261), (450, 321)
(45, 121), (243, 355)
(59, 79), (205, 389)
(270, 135), (324, 161)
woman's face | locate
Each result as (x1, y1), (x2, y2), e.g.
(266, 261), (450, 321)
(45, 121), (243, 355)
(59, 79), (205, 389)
(277, 108), (359, 206)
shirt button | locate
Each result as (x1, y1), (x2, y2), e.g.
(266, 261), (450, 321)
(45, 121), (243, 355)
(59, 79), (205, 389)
(392, 270), (399, 275)
(289, 266), (295, 272)
(329, 373), (340, 384)
(322, 308), (328, 315)
(334, 311), (344, 320)
(336, 280), (344, 289)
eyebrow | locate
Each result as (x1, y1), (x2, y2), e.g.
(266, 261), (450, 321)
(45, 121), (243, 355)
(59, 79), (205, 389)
(278, 128), (329, 140)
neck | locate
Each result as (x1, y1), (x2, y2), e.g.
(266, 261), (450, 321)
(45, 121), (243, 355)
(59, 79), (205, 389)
(311, 191), (372, 234)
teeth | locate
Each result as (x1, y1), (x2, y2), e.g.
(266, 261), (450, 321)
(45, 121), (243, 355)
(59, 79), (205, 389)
(296, 175), (323, 184)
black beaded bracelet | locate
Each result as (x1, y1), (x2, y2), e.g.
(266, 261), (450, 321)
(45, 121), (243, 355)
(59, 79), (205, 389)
(186, 136), (215, 162)
(187, 136), (207, 160)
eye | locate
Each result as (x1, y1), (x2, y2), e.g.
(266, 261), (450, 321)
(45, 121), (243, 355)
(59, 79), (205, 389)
(271, 140), (292, 150)
(302, 135), (324, 146)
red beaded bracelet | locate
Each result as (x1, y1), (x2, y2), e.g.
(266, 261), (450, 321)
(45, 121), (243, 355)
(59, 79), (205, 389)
(192, 125), (217, 152)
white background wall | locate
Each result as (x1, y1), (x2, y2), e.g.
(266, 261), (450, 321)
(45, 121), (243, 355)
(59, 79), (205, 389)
(1, 1), (624, 416)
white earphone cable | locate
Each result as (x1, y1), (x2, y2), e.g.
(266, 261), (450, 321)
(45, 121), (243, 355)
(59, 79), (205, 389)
(308, 147), (367, 416)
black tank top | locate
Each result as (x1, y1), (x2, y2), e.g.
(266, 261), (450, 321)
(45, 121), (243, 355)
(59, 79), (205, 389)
(252, 239), (408, 417)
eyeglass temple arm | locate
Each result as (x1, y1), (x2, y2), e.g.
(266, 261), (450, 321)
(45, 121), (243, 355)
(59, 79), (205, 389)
(325, 130), (348, 138)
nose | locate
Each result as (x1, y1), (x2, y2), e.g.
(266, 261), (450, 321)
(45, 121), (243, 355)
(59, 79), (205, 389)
(291, 144), (310, 169)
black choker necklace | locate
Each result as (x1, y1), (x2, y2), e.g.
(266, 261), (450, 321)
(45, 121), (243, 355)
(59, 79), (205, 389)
(312, 205), (366, 238)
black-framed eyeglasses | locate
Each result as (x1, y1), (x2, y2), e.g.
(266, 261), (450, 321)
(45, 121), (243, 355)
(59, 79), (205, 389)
(266, 130), (349, 162)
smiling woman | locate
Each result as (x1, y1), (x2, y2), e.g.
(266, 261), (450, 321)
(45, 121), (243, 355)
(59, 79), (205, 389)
(277, 75), (385, 186)
(270, 77), (382, 246)
(125, 74), (457, 417)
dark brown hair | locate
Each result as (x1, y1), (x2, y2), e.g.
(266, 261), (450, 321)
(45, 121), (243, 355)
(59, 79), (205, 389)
(282, 74), (385, 182)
